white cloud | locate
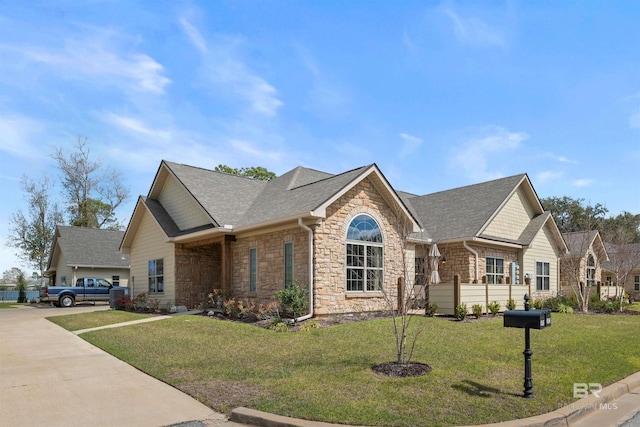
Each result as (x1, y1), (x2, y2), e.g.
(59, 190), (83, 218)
(230, 139), (282, 161)
(202, 42), (283, 117)
(178, 15), (283, 118)
(451, 126), (528, 181)
(399, 133), (422, 157)
(0, 115), (46, 158)
(101, 112), (172, 140)
(536, 170), (563, 184)
(297, 45), (350, 118)
(572, 178), (593, 188)
(442, 7), (506, 48)
(18, 27), (170, 95)
(179, 14), (208, 54)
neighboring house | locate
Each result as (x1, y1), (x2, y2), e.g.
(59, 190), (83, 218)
(120, 161), (566, 315)
(403, 174), (567, 311)
(46, 226), (130, 288)
(560, 230), (609, 293)
(601, 242), (640, 299)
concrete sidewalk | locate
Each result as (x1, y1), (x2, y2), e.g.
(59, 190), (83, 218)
(0, 304), (235, 427)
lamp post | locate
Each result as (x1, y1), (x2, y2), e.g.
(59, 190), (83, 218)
(523, 294), (533, 398)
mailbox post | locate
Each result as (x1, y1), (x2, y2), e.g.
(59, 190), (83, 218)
(503, 294), (551, 398)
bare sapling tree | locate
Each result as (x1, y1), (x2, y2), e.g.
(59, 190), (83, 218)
(604, 230), (640, 310)
(380, 204), (427, 366)
(52, 137), (129, 229)
(7, 174), (64, 283)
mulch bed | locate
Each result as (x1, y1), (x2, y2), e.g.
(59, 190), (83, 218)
(372, 361), (432, 377)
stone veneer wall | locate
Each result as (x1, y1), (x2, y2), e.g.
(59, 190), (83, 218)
(313, 178), (406, 315)
(438, 243), (519, 284)
(231, 227), (309, 306)
(174, 243), (222, 308)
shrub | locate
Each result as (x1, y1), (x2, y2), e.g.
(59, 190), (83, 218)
(543, 295), (579, 311)
(267, 319), (290, 332)
(425, 303), (438, 317)
(275, 283), (308, 319)
(115, 295), (135, 311)
(488, 301), (500, 315)
(300, 320), (321, 331)
(533, 299), (544, 310)
(471, 304), (483, 319)
(455, 303), (468, 320)
(506, 298), (516, 310)
(557, 303), (574, 314)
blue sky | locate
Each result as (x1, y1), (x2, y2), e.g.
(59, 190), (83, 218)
(1, 1), (639, 275)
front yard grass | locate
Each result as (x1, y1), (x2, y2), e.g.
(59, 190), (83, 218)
(627, 302), (640, 312)
(71, 313), (640, 427)
(47, 310), (151, 331)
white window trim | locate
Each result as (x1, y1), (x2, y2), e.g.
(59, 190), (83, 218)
(486, 257), (504, 284)
(536, 261), (550, 291)
(345, 214), (384, 293)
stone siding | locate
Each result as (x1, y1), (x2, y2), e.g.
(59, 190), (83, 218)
(175, 243), (222, 308)
(313, 178), (406, 315)
(438, 243), (518, 284)
(231, 228), (309, 306)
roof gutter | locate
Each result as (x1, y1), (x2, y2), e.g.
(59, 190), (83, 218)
(464, 240), (479, 283)
(295, 217), (314, 322)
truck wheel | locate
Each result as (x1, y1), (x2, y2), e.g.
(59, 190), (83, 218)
(60, 295), (75, 307)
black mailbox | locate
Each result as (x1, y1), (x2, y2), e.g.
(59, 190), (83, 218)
(542, 308), (551, 327)
(504, 309), (547, 330)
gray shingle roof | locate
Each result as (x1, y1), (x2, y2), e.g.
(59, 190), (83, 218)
(601, 242), (640, 270)
(55, 226), (129, 267)
(161, 162), (373, 229)
(138, 162), (557, 251)
(562, 230), (600, 257)
(238, 165), (370, 227)
(405, 174), (528, 241)
(164, 161), (267, 227)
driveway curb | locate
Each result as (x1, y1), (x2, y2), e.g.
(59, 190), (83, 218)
(228, 372), (640, 427)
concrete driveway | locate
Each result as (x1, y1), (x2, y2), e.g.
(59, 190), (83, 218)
(0, 304), (229, 427)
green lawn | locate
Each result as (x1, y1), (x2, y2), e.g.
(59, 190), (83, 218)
(628, 302), (640, 312)
(0, 302), (29, 309)
(47, 310), (151, 331)
(66, 313), (640, 427)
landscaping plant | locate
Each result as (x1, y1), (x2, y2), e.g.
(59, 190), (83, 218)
(275, 282), (308, 319)
(471, 303), (483, 319)
(455, 303), (467, 320)
(488, 301), (500, 315)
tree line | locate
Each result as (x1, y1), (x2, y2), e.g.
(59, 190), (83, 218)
(540, 196), (640, 244)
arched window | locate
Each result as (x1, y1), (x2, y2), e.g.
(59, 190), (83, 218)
(346, 214), (383, 292)
(586, 255), (596, 287)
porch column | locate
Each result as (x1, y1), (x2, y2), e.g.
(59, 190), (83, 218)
(221, 235), (235, 293)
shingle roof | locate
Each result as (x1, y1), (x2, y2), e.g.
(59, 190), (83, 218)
(164, 161), (267, 227)
(238, 165), (370, 226)
(160, 162), (383, 229)
(562, 230), (600, 257)
(600, 242), (640, 270)
(55, 226), (129, 267)
(404, 174), (528, 241)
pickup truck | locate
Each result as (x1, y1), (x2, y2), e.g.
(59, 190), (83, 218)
(40, 277), (129, 307)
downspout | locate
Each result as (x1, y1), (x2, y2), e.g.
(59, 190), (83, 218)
(295, 217), (314, 322)
(463, 241), (479, 283)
